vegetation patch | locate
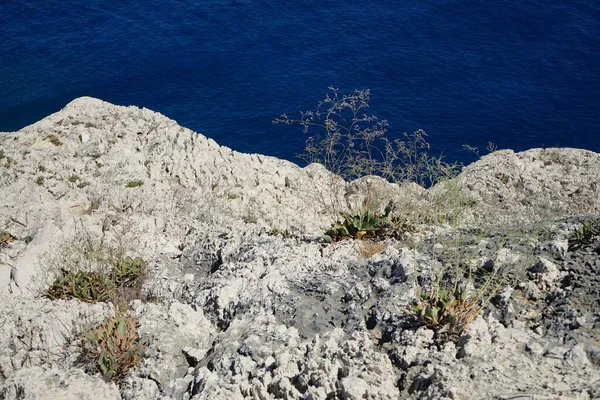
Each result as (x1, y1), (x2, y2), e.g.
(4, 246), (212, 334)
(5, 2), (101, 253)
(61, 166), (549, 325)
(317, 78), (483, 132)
(46, 134), (63, 146)
(569, 219), (600, 251)
(79, 312), (144, 383)
(410, 234), (510, 337)
(35, 176), (45, 185)
(411, 286), (481, 335)
(275, 87), (460, 187)
(0, 231), (15, 247)
(125, 180), (144, 188)
(324, 203), (413, 242)
(46, 269), (113, 303)
(276, 88), (462, 219)
(45, 255), (146, 306)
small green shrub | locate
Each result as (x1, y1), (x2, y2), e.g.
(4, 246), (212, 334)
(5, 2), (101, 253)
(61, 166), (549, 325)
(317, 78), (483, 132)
(46, 134), (63, 146)
(80, 312), (144, 383)
(125, 180), (144, 188)
(0, 149), (4, 160)
(77, 181), (91, 189)
(35, 176), (45, 185)
(69, 175), (81, 183)
(227, 193), (239, 200)
(325, 207), (392, 242)
(569, 219), (600, 251)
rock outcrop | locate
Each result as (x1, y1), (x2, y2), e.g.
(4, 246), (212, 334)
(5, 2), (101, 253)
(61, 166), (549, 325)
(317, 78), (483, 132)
(0, 97), (599, 399)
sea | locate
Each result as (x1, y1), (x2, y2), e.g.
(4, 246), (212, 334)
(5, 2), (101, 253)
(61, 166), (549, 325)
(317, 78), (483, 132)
(1, 0), (598, 166)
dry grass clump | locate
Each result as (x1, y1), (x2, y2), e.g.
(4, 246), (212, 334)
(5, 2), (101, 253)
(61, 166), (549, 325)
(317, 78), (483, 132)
(275, 87), (461, 218)
(359, 241), (388, 259)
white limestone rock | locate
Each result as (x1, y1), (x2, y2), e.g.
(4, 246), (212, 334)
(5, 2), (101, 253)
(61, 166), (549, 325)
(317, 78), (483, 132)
(1, 98), (599, 400)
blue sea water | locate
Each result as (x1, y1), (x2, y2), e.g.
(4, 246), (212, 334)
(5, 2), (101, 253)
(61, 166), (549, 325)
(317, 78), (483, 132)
(1, 0), (598, 165)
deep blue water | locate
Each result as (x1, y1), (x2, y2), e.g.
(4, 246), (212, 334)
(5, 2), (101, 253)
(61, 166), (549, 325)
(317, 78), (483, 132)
(1, 0), (598, 165)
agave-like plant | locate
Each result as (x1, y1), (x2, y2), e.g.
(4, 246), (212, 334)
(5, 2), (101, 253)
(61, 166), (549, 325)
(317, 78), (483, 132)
(324, 204), (394, 242)
(411, 285), (480, 334)
(112, 256), (146, 287)
(46, 269), (113, 303)
(81, 312), (144, 383)
(45, 256), (146, 304)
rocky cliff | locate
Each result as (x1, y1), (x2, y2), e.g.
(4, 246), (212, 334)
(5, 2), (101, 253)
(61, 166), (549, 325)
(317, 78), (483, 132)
(0, 98), (599, 399)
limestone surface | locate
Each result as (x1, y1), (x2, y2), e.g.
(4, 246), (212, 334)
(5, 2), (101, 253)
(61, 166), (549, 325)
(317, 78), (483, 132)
(1, 98), (599, 399)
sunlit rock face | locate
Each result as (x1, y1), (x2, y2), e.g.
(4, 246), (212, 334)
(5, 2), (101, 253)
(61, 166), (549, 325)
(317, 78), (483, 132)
(0, 98), (598, 399)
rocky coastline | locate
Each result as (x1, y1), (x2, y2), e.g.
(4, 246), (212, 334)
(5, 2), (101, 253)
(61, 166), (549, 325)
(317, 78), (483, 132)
(0, 98), (599, 399)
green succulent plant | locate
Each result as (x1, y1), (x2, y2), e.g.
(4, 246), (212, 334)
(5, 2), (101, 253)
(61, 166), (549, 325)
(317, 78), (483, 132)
(324, 205), (393, 242)
(80, 312), (144, 383)
(112, 257), (146, 287)
(45, 256), (146, 304)
(324, 203), (413, 242)
(569, 219), (600, 251)
(46, 269), (113, 303)
(411, 285), (480, 334)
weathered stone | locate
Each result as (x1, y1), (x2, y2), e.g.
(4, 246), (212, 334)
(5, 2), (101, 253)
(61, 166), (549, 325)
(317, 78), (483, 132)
(0, 98), (599, 399)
